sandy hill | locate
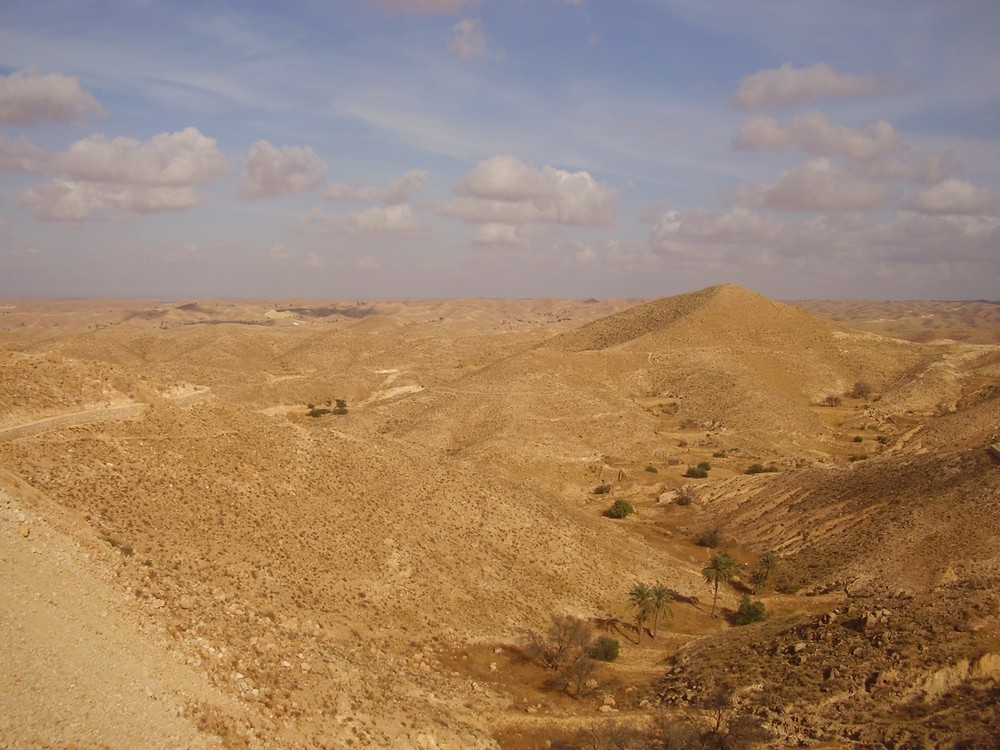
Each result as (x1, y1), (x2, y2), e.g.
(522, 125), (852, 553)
(380, 285), (989, 479)
(1, 287), (998, 749)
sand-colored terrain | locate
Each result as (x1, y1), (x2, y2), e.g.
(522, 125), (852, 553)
(1, 285), (998, 748)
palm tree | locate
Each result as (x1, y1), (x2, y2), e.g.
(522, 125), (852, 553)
(751, 551), (778, 593)
(649, 583), (674, 639)
(627, 583), (654, 644)
(702, 552), (735, 617)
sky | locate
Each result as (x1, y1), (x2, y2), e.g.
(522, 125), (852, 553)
(1, 0), (998, 301)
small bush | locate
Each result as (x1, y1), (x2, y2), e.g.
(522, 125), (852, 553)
(746, 463), (779, 475)
(697, 461), (711, 471)
(307, 407), (331, 417)
(696, 527), (722, 548)
(684, 466), (708, 478)
(821, 394), (843, 407)
(100, 533), (133, 557)
(850, 381), (872, 400)
(676, 487), (696, 506)
(712, 450), (727, 458)
(588, 636), (620, 662)
(606, 500), (635, 519)
(593, 483), (612, 495)
(645, 464), (658, 473)
(849, 453), (868, 462)
(525, 615), (593, 671)
(852, 435), (863, 443)
(734, 596), (767, 625)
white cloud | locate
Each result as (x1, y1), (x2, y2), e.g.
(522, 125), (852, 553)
(59, 128), (227, 185)
(324, 169), (427, 204)
(575, 243), (597, 264)
(473, 223), (529, 247)
(20, 179), (202, 221)
(269, 243), (295, 260)
(734, 111), (898, 161)
(239, 140), (328, 198)
(0, 134), (51, 173)
(0, 69), (104, 125)
(871, 212), (1000, 263)
(903, 179), (1000, 216)
(323, 183), (381, 202)
(7, 127), (226, 221)
(732, 62), (885, 109)
(646, 203), (999, 278)
(738, 158), (892, 211)
(450, 18), (489, 59)
(444, 155), (618, 227)
(296, 204), (422, 234)
(455, 154), (552, 201)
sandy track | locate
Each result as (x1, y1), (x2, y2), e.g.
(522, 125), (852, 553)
(0, 403), (148, 442)
(0, 489), (244, 749)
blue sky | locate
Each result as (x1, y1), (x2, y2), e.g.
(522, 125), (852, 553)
(1, 0), (998, 300)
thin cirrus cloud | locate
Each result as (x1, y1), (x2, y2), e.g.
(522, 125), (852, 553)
(731, 62), (886, 109)
(0, 69), (105, 125)
(440, 154), (618, 227)
(324, 169), (427, 204)
(238, 141), (329, 199)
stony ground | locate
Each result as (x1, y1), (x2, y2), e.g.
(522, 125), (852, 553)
(1, 285), (998, 749)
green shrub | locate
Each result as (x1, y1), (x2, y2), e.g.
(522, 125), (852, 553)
(697, 461), (711, 471)
(734, 596), (767, 625)
(850, 381), (872, 399)
(593, 483), (612, 495)
(821, 394), (842, 407)
(852, 435), (863, 443)
(849, 454), (868, 462)
(696, 527), (722, 548)
(684, 466), (708, 478)
(606, 500), (635, 519)
(589, 636), (620, 662)
(676, 487), (695, 506)
(645, 464), (658, 473)
(712, 450), (727, 458)
(746, 463), (779, 475)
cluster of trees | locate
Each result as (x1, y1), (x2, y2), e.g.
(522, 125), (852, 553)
(306, 398), (348, 417)
(702, 551), (776, 622)
(627, 582), (674, 644)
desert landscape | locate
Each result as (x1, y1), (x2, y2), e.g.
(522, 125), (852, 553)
(1, 285), (998, 749)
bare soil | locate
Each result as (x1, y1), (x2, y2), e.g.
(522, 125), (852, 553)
(1, 286), (998, 748)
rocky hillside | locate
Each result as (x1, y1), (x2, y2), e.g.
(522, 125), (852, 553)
(1, 287), (998, 749)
